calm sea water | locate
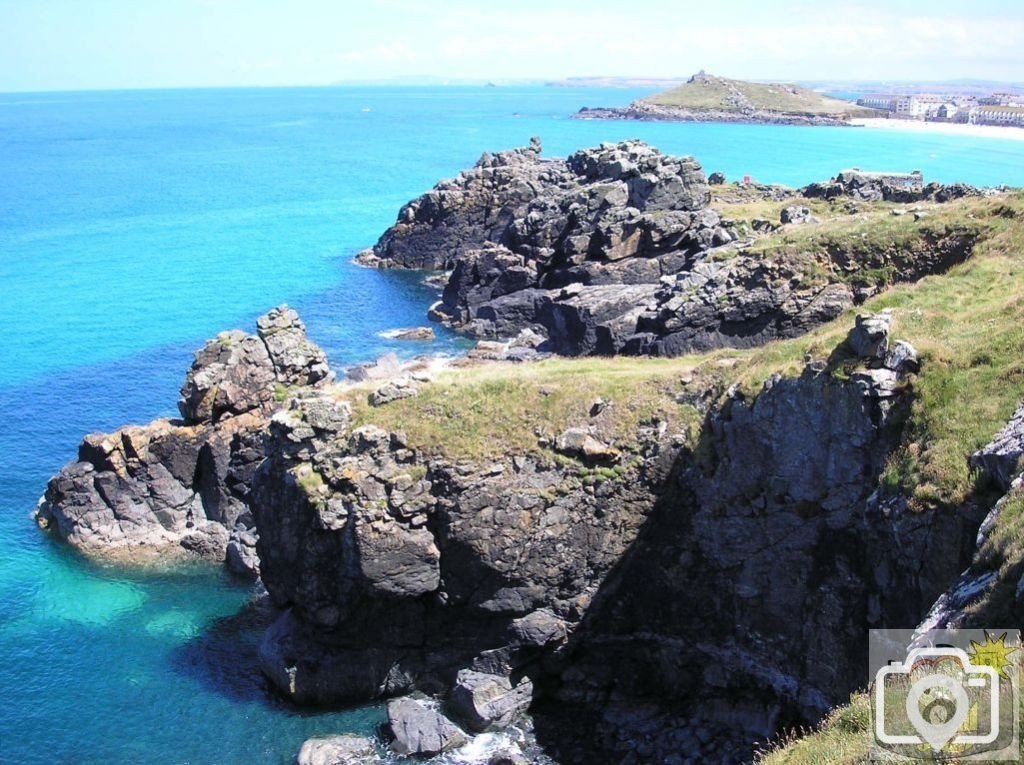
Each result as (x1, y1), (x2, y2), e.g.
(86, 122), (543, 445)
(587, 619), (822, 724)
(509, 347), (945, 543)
(2, 85), (1023, 764)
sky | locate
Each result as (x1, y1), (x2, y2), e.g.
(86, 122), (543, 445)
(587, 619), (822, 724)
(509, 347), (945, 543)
(1, 0), (1022, 92)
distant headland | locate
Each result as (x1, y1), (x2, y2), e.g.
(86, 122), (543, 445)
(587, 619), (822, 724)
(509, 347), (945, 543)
(575, 70), (879, 126)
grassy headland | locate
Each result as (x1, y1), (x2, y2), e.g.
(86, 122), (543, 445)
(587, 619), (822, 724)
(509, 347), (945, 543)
(642, 72), (878, 118)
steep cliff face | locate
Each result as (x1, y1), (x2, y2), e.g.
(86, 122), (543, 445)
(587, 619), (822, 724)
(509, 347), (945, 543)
(252, 387), (673, 704)
(35, 306), (331, 566)
(248, 316), (983, 762)
(546, 372), (982, 761)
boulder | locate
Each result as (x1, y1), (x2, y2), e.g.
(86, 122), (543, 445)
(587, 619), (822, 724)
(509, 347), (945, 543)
(970, 401), (1024, 492)
(345, 353), (403, 383)
(368, 378), (420, 407)
(226, 528), (260, 579)
(390, 327), (436, 341)
(256, 305), (332, 387)
(296, 735), (378, 765)
(847, 311), (892, 360)
(554, 428), (619, 463)
(387, 697), (467, 756)
(780, 205), (818, 225)
(509, 609), (569, 647)
(448, 670), (534, 732)
(884, 340), (920, 375)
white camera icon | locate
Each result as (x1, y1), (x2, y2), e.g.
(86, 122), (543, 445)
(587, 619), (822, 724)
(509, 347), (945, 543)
(875, 646), (1000, 751)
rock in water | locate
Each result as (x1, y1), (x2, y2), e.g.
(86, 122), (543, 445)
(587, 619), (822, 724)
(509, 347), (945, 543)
(35, 306), (331, 564)
(448, 670), (534, 732)
(296, 735), (378, 765)
(387, 697), (467, 756)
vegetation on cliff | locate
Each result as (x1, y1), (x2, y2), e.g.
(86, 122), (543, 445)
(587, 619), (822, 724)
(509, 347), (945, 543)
(642, 72), (875, 118)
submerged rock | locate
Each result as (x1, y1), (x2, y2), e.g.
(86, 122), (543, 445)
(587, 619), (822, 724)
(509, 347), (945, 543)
(296, 734), (378, 765)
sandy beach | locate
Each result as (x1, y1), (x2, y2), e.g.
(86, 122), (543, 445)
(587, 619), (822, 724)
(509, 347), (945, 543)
(851, 118), (1024, 142)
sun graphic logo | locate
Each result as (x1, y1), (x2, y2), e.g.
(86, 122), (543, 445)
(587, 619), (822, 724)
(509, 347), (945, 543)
(968, 631), (1019, 680)
(869, 628), (1021, 761)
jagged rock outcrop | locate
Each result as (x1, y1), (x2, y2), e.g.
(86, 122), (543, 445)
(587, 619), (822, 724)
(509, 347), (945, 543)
(915, 400), (1024, 632)
(801, 169), (981, 204)
(35, 305), (331, 564)
(362, 141), (979, 359)
(969, 400), (1024, 492)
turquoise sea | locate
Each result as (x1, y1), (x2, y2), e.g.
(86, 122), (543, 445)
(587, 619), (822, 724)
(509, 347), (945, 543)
(2, 85), (1024, 764)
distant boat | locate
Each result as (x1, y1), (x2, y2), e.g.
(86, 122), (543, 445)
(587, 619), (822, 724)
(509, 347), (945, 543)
(361, 107), (371, 112)
(485, 81), (498, 88)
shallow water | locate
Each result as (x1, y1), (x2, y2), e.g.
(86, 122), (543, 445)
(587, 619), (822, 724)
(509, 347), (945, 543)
(2, 84), (1023, 763)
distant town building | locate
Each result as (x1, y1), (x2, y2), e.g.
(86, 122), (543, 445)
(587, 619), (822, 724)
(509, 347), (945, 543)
(894, 94), (945, 118)
(970, 105), (1024, 126)
(857, 95), (896, 111)
(980, 93), (1022, 106)
(854, 88), (1023, 128)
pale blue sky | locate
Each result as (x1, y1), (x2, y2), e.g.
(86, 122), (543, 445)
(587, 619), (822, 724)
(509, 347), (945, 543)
(1, 0), (1022, 92)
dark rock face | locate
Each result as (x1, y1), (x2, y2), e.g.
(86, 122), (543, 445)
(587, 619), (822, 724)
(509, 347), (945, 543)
(365, 141), (978, 360)
(250, 320), (983, 762)
(35, 305), (331, 563)
(253, 395), (666, 704)
(970, 401), (1024, 492)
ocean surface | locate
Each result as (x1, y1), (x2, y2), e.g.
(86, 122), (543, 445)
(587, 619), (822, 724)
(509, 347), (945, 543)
(2, 85), (1024, 764)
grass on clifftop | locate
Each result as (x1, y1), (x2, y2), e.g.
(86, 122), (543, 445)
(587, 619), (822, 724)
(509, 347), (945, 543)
(343, 194), (1024, 514)
(340, 192), (1024, 763)
(643, 73), (877, 117)
(346, 356), (708, 462)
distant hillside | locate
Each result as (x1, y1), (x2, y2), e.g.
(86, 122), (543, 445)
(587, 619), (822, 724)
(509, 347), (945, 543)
(642, 71), (874, 117)
(574, 71), (879, 126)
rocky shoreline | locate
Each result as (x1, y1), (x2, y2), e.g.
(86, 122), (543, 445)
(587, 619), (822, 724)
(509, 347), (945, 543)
(573, 103), (853, 127)
(33, 140), (1021, 765)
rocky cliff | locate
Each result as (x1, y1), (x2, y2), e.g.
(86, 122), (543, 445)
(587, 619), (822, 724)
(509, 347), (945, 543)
(35, 305), (330, 569)
(236, 310), (983, 763)
(359, 140), (979, 359)
(33, 140), (1023, 764)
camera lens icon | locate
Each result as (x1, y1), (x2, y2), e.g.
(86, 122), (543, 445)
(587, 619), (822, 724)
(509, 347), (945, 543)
(875, 646), (1000, 752)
